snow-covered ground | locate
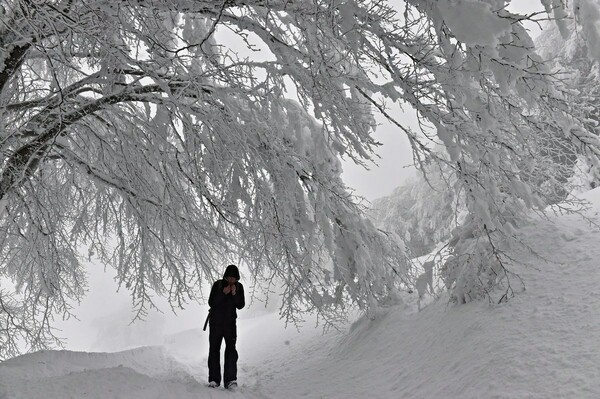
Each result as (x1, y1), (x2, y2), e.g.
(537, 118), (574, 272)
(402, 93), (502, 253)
(3, 189), (600, 398)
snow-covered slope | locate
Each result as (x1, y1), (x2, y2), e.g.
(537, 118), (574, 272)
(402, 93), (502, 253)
(3, 190), (600, 398)
(258, 191), (600, 398)
(0, 347), (204, 399)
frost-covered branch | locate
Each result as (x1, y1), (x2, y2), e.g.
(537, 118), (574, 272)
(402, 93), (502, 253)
(0, 0), (598, 359)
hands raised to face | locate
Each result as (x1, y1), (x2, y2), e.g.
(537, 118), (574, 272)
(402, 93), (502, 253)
(223, 278), (237, 295)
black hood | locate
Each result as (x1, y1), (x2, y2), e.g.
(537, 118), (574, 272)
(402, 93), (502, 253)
(223, 264), (240, 280)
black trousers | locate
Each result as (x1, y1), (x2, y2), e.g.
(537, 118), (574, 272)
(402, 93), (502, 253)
(208, 320), (238, 385)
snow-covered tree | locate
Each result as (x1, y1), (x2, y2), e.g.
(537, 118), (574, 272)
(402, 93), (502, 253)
(536, 16), (600, 192)
(0, 0), (598, 358)
(370, 160), (459, 259)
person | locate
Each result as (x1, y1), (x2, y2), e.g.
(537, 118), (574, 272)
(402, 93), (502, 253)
(207, 264), (245, 390)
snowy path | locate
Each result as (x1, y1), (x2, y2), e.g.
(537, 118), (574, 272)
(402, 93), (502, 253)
(3, 196), (600, 398)
(0, 347), (269, 398)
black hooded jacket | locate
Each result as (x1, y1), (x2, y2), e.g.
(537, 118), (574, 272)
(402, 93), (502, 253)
(208, 265), (245, 323)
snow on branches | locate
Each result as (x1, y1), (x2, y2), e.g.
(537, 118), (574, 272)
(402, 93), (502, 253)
(0, 0), (598, 358)
(0, 0), (408, 358)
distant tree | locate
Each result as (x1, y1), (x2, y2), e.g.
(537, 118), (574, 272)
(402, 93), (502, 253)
(536, 17), (600, 192)
(0, 0), (598, 358)
(370, 160), (459, 259)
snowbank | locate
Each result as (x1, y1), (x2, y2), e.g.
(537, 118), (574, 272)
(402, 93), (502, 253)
(257, 189), (600, 398)
(0, 347), (203, 399)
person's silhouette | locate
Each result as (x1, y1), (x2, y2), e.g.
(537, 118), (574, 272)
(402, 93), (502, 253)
(207, 265), (245, 389)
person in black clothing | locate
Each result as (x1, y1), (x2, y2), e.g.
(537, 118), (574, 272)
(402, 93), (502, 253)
(207, 264), (245, 389)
